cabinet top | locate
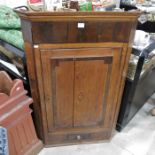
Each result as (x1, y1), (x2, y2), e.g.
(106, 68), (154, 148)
(16, 11), (140, 22)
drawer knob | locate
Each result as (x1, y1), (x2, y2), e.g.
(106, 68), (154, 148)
(77, 135), (81, 140)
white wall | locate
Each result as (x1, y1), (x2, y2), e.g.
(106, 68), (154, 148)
(114, 0), (121, 8)
(0, 0), (6, 5)
(0, 0), (27, 8)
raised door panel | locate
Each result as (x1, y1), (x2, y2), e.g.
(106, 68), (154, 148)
(41, 57), (74, 131)
(53, 60), (74, 129)
(74, 58), (111, 127)
(37, 44), (123, 144)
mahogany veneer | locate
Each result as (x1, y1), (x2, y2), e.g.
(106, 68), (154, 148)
(17, 11), (140, 146)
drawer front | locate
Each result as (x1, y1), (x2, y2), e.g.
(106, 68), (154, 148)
(47, 130), (111, 145)
(32, 21), (132, 44)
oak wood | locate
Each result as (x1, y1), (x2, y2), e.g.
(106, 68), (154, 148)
(74, 59), (109, 127)
(17, 11), (139, 145)
(34, 44), (124, 145)
(54, 60), (74, 129)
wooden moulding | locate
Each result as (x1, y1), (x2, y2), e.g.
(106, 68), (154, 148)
(17, 11), (141, 45)
(0, 71), (43, 155)
(16, 11), (140, 22)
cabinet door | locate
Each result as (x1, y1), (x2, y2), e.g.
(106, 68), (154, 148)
(35, 44), (123, 144)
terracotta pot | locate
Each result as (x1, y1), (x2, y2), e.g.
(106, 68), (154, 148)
(0, 71), (43, 155)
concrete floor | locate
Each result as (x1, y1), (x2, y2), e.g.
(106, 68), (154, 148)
(38, 94), (155, 155)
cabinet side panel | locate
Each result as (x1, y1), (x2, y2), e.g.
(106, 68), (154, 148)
(53, 60), (74, 129)
(24, 43), (44, 140)
(74, 58), (110, 127)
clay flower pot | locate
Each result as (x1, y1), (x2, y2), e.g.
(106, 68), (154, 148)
(0, 71), (43, 155)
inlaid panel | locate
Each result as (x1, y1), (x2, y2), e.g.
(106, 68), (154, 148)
(48, 57), (112, 130)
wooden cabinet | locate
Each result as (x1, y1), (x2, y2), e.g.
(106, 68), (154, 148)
(17, 11), (140, 145)
(34, 44), (124, 144)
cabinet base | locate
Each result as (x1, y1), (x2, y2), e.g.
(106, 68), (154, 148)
(25, 140), (43, 155)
